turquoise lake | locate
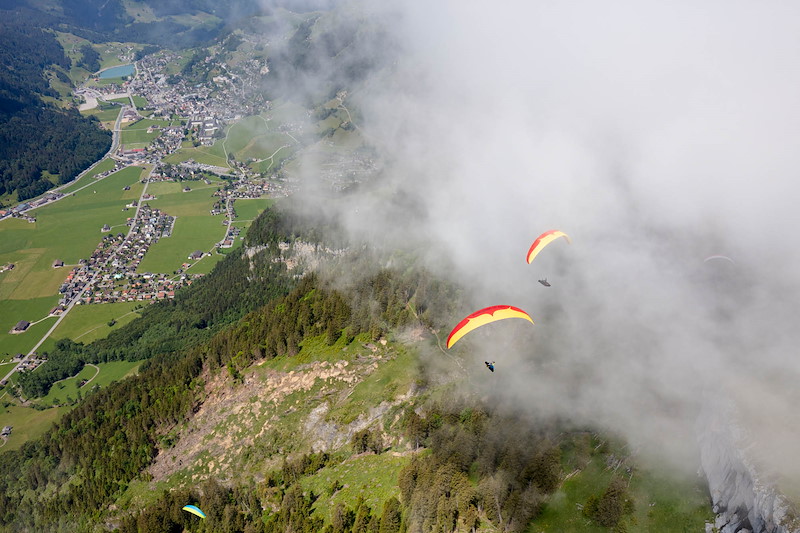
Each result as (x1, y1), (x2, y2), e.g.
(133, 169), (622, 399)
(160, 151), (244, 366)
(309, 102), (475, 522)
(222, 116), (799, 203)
(99, 64), (135, 79)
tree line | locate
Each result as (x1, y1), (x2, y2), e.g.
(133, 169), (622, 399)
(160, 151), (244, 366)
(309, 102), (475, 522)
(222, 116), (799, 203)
(0, 203), (459, 530)
(0, 12), (112, 203)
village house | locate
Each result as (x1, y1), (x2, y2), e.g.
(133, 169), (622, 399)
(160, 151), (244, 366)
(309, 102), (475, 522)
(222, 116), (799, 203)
(13, 320), (30, 332)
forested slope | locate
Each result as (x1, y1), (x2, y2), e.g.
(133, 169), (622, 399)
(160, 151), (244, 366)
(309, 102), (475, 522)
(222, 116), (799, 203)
(0, 11), (111, 203)
(0, 203), (713, 532)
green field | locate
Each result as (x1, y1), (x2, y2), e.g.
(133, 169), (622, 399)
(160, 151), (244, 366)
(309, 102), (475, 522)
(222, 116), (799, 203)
(35, 360), (142, 408)
(140, 181), (219, 217)
(38, 301), (143, 353)
(135, 182), (226, 273)
(163, 143), (230, 167)
(0, 167), (145, 359)
(121, 118), (170, 146)
(0, 166), (145, 281)
(0, 298), (58, 359)
(96, 76), (127, 86)
(80, 101), (122, 124)
(132, 95), (148, 108)
(222, 114), (299, 172)
(138, 215), (226, 274)
(0, 404), (68, 452)
(60, 158), (118, 194)
(233, 198), (273, 221)
(224, 115), (269, 147)
(122, 118), (169, 131)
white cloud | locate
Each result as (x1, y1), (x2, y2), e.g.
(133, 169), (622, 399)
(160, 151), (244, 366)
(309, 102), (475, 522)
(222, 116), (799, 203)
(301, 0), (800, 475)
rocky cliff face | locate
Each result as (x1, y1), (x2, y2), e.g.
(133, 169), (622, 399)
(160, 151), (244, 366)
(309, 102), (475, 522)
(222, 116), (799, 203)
(697, 396), (798, 533)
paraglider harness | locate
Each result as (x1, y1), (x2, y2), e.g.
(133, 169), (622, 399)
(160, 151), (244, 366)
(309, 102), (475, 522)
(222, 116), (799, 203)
(485, 361), (495, 372)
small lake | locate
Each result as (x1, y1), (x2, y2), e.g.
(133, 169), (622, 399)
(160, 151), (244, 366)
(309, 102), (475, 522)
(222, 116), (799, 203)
(99, 64), (135, 79)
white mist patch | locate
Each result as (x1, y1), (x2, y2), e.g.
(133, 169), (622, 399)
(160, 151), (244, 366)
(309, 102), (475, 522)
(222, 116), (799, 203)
(289, 0), (800, 478)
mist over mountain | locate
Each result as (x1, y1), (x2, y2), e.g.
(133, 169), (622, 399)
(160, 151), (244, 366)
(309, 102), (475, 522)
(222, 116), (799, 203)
(288, 0), (800, 479)
(1, 1), (799, 530)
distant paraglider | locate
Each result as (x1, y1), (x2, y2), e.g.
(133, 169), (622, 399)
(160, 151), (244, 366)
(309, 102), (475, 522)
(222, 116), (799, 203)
(538, 278), (551, 287)
(182, 505), (206, 519)
(485, 361), (495, 372)
(704, 255), (735, 264)
(446, 305), (534, 349)
(526, 230), (571, 264)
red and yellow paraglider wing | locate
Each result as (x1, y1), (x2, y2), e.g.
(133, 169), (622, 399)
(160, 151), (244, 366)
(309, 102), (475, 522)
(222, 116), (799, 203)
(526, 230), (571, 264)
(446, 305), (534, 349)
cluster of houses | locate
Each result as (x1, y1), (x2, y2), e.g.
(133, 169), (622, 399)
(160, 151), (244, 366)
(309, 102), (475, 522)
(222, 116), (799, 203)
(56, 205), (183, 307)
(187, 115), (220, 145)
(147, 162), (219, 183)
(219, 225), (241, 249)
(81, 205), (204, 304)
(213, 179), (274, 205)
(120, 107), (139, 124)
(14, 356), (43, 372)
(313, 149), (378, 192)
(0, 355), (47, 387)
(93, 162), (125, 180)
(0, 192), (65, 220)
(128, 47), (270, 155)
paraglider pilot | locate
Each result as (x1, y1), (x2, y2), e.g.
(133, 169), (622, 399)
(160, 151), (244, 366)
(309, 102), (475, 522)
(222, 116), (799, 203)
(485, 361), (495, 372)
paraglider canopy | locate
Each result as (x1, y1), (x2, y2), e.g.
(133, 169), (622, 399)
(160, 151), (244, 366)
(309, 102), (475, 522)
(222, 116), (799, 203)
(526, 230), (571, 264)
(704, 255), (734, 264)
(182, 505), (206, 519)
(446, 305), (534, 349)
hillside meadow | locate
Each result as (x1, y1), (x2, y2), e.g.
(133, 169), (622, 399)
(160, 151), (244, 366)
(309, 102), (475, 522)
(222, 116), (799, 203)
(37, 300), (143, 353)
(0, 360), (142, 451)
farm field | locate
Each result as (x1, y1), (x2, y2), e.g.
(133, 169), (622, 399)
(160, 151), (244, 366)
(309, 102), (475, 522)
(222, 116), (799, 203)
(0, 166), (144, 275)
(60, 158), (119, 194)
(80, 102), (122, 125)
(38, 301), (143, 353)
(0, 167), (145, 360)
(120, 118), (171, 147)
(136, 182), (227, 273)
(0, 405), (68, 452)
(233, 198), (272, 221)
(0, 297), (58, 359)
(34, 360), (142, 408)
(163, 142), (229, 167)
(138, 215), (226, 274)
(131, 95), (148, 108)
